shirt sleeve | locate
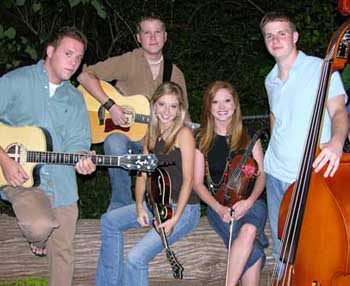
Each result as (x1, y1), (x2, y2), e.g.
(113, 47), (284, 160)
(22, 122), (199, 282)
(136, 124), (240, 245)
(0, 72), (17, 118)
(85, 52), (132, 82)
(328, 70), (348, 103)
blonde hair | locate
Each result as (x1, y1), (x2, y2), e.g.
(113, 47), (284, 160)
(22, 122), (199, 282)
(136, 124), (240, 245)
(147, 82), (186, 154)
(197, 80), (249, 155)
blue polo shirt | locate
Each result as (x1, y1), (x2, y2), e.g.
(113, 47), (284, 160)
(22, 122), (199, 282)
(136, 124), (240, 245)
(0, 60), (91, 207)
(264, 51), (347, 183)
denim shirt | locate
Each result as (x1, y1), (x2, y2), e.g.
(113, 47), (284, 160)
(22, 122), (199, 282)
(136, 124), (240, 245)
(0, 60), (91, 207)
(264, 51), (347, 183)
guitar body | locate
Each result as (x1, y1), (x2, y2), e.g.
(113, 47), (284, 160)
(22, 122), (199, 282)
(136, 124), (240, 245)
(0, 124), (49, 188)
(78, 81), (150, 143)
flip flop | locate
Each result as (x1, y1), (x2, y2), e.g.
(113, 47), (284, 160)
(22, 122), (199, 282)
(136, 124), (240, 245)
(30, 243), (47, 257)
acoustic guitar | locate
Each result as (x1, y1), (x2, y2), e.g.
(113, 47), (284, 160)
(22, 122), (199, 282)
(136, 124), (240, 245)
(78, 81), (150, 143)
(0, 123), (158, 188)
(78, 81), (200, 144)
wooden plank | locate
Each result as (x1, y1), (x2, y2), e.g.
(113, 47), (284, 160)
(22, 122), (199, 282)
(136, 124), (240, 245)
(0, 214), (273, 285)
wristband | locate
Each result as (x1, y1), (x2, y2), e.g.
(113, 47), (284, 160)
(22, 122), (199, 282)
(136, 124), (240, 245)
(103, 98), (115, 111)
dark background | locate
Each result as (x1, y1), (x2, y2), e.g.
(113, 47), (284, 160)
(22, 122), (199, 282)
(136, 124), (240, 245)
(0, 0), (348, 217)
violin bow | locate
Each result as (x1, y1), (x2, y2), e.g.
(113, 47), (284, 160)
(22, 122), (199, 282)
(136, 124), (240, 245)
(225, 209), (236, 286)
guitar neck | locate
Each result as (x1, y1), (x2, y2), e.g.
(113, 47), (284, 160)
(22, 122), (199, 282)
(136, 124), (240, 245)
(134, 113), (150, 124)
(26, 151), (123, 167)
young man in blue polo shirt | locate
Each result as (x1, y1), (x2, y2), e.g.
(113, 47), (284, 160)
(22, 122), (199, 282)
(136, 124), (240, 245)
(260, 11), (348, 273)
(0, 27), (96, 286)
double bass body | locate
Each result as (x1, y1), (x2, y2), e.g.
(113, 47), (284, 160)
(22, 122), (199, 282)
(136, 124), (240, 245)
(278, 153), (350, 285)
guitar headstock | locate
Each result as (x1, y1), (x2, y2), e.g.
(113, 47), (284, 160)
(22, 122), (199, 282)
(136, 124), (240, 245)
(119, 154), (158, 172)
(165, 248), (184, 279)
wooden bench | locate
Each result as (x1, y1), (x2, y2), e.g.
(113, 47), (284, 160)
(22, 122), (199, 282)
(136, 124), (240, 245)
(0, 214), (273, 286)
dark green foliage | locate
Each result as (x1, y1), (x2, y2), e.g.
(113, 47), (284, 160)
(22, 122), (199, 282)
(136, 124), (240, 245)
(0, 0), (346, 218)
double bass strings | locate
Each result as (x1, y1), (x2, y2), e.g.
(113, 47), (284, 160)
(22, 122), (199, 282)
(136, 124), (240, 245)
(272, 48), (335, 285)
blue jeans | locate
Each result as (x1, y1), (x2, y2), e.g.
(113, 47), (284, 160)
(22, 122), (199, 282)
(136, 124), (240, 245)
(207, 199), (268, 274)
(265, 173), (291, 264)
(95, 202), (200, 286)
(104, 133), (142, 211)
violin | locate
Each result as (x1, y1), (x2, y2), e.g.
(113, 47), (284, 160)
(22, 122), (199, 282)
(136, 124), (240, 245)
(272, 19), (350, 286)
(215, 131), (261, 207)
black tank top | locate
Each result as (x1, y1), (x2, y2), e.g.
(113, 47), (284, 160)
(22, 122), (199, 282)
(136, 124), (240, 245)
(154, 139), (199, 204)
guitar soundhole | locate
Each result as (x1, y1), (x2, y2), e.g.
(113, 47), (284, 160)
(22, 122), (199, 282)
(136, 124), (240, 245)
(7, 144), (23, 163)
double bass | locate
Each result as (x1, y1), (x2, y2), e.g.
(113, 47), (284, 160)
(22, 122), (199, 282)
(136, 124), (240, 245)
(272, 19), (350, 286)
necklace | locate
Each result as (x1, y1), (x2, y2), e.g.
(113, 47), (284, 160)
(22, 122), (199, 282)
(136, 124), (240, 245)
(205, 158), (231, 195)
(147, 55), (163, 65)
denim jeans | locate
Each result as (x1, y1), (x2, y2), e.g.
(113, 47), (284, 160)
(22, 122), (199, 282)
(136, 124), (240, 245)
(104, 133), (142, 211)
(95, 202), (200, 286)
(206, 199), (268, 274)
(265, 173), (291, 265)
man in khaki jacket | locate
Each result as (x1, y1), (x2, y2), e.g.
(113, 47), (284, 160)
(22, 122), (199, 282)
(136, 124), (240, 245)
(78, 14), (188, 211)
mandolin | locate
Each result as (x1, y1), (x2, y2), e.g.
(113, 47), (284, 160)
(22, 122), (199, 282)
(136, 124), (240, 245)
(146, 167), (184, 279)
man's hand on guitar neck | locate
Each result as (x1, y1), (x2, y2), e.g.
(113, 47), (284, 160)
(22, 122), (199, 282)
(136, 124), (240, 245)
(75, 151), (96, 175)
(0, 149), (29, 187)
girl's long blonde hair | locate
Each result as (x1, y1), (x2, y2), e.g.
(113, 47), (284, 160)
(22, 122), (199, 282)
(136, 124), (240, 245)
(197, 80), (249, 155)
(147, 81), (187, 154)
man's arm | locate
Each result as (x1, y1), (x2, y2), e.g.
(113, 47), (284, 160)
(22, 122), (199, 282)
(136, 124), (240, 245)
(77, 71), (127, 126)
(313, 94), (348, 177)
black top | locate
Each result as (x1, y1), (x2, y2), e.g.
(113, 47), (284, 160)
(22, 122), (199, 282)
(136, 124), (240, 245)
(154, 139), (199, 204)
(207, 135), (230, 185)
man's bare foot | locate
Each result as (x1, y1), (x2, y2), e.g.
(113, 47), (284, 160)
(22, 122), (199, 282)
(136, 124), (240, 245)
(30, 243), (47, 257)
